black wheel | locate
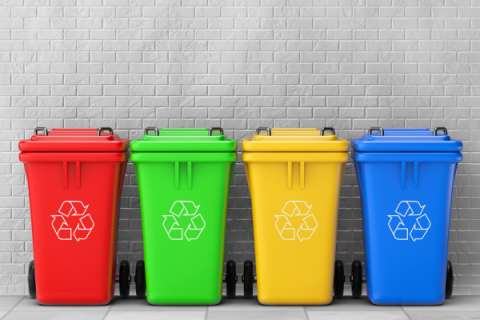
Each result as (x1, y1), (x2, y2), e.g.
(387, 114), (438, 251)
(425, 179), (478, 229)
(243, 260), (254, 299)
(135, 260), (146, 299)
(351, 260), (363, 298)
(119, 260), (131, 299)
(446, 260), (453, 298)
(226, 260), (237, 298)
(333, 260), (345, 298)
(28, 260), (36, 299)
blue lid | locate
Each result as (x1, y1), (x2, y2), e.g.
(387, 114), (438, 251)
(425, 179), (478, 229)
(351, 127), (463, 152)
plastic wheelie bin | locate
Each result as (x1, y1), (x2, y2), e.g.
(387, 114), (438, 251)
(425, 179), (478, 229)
(130, 127), (237, 305)
(242, 127), (349, 305)
(19, 127), (129, 305)
(350, 127), (462, 305)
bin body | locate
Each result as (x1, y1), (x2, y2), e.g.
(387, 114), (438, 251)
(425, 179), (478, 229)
(243, 129), (349, 305)
(131, 129), (236, 305)
(19, 128), (129, 305)
(351, 128), (462, 305)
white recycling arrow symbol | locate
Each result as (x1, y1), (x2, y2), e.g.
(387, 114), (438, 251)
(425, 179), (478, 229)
(275, 201), (317, 241)
(163, 201), (206, 241)
(388, 201), (431, 241)
(51, 201), (95, 241)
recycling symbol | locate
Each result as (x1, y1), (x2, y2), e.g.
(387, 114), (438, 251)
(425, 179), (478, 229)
(163, 201), (206, 241)
(275, 201), (318, 241)
(51, 201), (94, 241)
(388, 201), (431, 241)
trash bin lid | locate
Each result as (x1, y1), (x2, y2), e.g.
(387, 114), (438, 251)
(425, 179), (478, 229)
(351, 127), (463, 152)
(242, 127), (349, 152)
(18, 127), (129, 152)
(129, 127), (237, 152)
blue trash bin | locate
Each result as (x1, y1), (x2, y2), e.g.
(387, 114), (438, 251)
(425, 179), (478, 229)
(351, 127), (463, 305)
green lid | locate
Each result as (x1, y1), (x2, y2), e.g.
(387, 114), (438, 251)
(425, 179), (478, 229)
(130, 127), (238, 152)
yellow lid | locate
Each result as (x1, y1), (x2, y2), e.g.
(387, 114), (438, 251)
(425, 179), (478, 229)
(242, 127), (349, 152)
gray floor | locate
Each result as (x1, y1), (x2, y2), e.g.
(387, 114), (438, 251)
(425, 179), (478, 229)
(1, 289), (479, 320)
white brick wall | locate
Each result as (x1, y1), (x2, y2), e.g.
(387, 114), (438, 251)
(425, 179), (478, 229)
(0, 0), (480, 295)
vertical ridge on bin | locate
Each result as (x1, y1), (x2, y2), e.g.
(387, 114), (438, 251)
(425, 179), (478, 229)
(401, 161), (406, 190)
(175, 161), (180, 189)
(300, 162), (305, 190)
(188, 162), (192, 190)
(63, 161), (68, 190)
(414, 162), (418, 190)
(76, 161), (81, 190)
(287, 161), (292, 190)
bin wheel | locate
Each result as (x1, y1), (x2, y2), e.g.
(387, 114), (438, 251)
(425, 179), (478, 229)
(333, 260), (345, 298)
(351, 260), (363, 298)
(119, 260), (131, 299)
(446, 260), (453, 298)
(135, 260), (146, 299)
(243, 260), (254, 299)
(28, 260), (36, 299)
(226, 260), (237, 298)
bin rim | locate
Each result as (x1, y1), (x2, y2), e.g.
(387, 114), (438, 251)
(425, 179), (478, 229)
(243, 152), (349, 163)
(131, 151), (237, 163)
(351, 150), (462, 163)
(19, 152), (127, 163)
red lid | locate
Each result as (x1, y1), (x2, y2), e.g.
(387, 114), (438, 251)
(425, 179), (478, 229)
(19, 127), (129, 152)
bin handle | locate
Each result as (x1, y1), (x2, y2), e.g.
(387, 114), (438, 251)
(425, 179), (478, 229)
(144, 127), (159, 136)
(321, 127), (335, 136)
(209, 127), (224, 136)
(34, 127), (48, 136)
(255, 127), (271, 136)
(368, 127), (384, 136)
(98, 127), (113, 136)
(434, 127), (448, 136)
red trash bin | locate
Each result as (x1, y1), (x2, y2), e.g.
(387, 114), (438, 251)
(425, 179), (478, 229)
(19, 127), (129, 305)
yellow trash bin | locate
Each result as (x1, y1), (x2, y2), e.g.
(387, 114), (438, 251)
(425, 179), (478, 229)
(243, 127), (349, 305)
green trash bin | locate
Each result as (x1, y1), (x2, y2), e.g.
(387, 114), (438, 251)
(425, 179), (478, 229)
(130, 127), (237, 305)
